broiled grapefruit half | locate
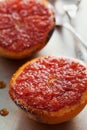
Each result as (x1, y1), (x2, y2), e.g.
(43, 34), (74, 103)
(0, 0), (55, 59)
(9, 56), (87, 124)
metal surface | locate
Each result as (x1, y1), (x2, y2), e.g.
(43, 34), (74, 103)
(0, 0), (87, 129)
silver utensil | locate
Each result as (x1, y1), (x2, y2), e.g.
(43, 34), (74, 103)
(49, 0), (87, 50)
(63, 0), (81, 19)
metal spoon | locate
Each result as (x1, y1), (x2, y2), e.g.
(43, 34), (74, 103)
(63, 0), (81, 19)
(49, 0), (87, 50)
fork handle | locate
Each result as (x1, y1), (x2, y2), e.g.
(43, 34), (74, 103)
(58, 22), (87, 49)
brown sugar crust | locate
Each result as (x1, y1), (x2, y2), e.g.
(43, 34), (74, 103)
(9, 56), (87, 124)
(0, 0), (55, 59)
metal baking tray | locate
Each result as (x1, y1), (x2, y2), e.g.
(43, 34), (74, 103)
(0, 0), (87, 129)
